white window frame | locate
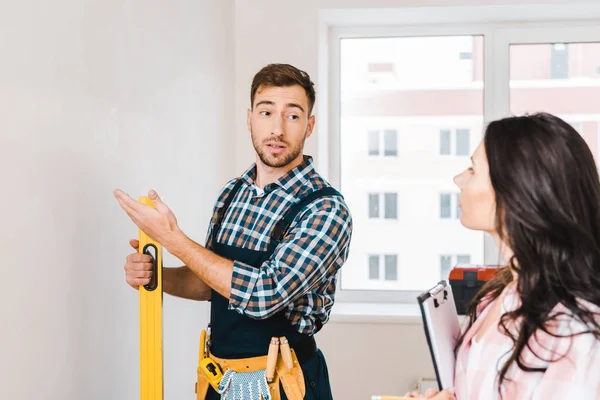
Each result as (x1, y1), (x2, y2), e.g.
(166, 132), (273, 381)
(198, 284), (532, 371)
(368, 253), (399, 282)
(439, 128), (471, 157)
(368, 128), (398, 157)
(368, 192), (398, 220)
(317, 4), (600, 304)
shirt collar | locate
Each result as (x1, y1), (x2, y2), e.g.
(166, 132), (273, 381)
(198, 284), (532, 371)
(240, 155), (314, 195)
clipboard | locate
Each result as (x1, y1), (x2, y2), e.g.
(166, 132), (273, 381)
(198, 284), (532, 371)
(417, 280), (461, 391)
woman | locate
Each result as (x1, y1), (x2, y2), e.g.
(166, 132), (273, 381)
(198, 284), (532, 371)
(411, 113), (600, 399)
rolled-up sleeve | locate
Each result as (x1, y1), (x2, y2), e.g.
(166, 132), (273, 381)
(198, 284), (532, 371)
(228, 204), (352, 319)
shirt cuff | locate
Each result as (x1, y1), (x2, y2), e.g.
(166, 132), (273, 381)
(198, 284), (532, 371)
(228, 259), (260, 313)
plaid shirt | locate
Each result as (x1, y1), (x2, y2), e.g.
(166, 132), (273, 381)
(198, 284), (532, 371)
(205, 156), (353, 335)
(455, 282), (600, 399)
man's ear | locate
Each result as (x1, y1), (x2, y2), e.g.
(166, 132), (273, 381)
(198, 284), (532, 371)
(247, 108), (252, 133)
(306, 115), (316, 138)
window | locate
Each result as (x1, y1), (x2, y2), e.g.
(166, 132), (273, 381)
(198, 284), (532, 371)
(368, 129), (398, 156)
(384, 193), (398, 219)
(368, 193), (380, 218)
(368, 255), (380, 280)
(385, 255), (398, 281)
(457, 254), (471, 265)
(331, 6), (600, 300)
(368, 130), (379, 155)
(510, 42), (600, 166)
(440, 255), (453, 280)
(368, 254), (398, 281)
(440, 193), (461, 219)
(456, 129), (470, 156)
(440, 254), (472, 280)
(440, 129), (451, 155)
(440, 193), (452, 219)
(384, 130), (398, 156)
(550, 43), (569, 79)
(439, 128), (471, 156)
(369, 192), (398, 220)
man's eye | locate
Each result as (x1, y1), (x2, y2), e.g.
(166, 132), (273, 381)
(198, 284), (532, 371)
(288, 115), (299, 120)
(260, 111), (270, 116)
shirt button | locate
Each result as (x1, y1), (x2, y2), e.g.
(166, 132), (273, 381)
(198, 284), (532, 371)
(240, 228), (245, 234)
(310, 381), (316, 388)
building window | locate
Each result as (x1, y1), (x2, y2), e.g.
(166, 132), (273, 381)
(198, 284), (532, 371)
(368, 254), (398, 281)
(368, 130), (380, 156)
(369, 255), (380, 280)
(551, 43), (569, 79)
(439, 128), (471, 156)
(440, 192), (460, 220)
(457, 254), (471, 265)
(440, 255), (453, 280)
(440, 193), (452, 219)
(384, 255), (398, 281)
(440, 254), (472, 280)
(369, 192), (398, 220)
(368, 193), (380, 218)
(368, 129), (398, 157)
(440, 129), (451, 155)
(456, 129), (470, 156)
(383, 130), (398, 156)
(384, 193), (398, 219)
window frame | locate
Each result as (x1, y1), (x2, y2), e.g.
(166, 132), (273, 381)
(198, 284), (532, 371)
(318, 5), (600, 304)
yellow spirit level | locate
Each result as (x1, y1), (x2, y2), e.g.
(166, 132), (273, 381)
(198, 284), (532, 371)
(138, 196), (163, 400)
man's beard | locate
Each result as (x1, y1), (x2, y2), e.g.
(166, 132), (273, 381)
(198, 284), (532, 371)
(251, 129), (306, 168)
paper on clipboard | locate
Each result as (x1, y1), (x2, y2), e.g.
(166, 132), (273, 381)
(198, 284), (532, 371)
(418, 280), (462, 390)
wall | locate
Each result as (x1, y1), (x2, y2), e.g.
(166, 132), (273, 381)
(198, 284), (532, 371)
(0, 0), (234, 398)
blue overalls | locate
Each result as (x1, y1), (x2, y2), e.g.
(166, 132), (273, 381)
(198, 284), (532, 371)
(204, 179), (340, 400)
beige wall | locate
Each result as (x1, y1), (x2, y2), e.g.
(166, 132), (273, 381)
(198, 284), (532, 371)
(1, 1), (233, 399)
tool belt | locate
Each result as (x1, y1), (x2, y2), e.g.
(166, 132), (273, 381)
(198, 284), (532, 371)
(195, 335), (316, 400)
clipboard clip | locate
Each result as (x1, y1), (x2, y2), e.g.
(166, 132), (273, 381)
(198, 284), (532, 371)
(429, 281), (449, 308)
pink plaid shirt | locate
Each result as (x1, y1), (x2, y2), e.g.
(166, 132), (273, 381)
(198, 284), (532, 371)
(454, 282), (600, 399)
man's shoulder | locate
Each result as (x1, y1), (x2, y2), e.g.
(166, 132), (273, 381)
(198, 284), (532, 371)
(298, 172), (352, 220)
(214, 177), (241, 207)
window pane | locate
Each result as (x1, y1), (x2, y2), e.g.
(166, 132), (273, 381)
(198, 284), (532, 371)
(384, 255), (397, 281)
(384, 193), (397, 219)
(510, 43), (600, 166)
(440, 193), (451, 219)
(440, 255), (452, 280)
(368, 130), (380, 155)
(456, 193), (461, 219)
(456, 129), (470, 156)
(369, 255), (380, 280)
(340, 35), (485, 291)
(550, 43), (569, 79)
(368, 193), (379, 218)
(440, 129), (451, 155)
(457, 254), (471, 265)
(384, 129), (398, 156)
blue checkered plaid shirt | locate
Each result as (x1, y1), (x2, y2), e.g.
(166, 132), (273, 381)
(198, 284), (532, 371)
(205, 156), (353, 335)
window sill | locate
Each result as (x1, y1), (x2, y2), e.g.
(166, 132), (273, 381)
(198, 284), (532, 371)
(328, 302), (423, 325)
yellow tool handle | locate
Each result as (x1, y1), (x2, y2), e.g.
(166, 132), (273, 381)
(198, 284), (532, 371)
(199, 329), (207, 361)
(266, 337), (280, 383)
(278, 337), (294, 371)
(139, 196), (163, 400)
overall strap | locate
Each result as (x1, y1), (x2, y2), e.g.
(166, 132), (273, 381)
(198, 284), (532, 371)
(270, 187), (343, 243)
(211, 179), (244, 243)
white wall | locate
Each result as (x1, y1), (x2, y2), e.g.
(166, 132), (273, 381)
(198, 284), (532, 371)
(234, 1), (600, 399)
(1, 1), (234, 399)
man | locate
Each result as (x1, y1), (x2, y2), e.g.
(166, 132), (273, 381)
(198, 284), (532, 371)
(114, 64), (353, 400)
